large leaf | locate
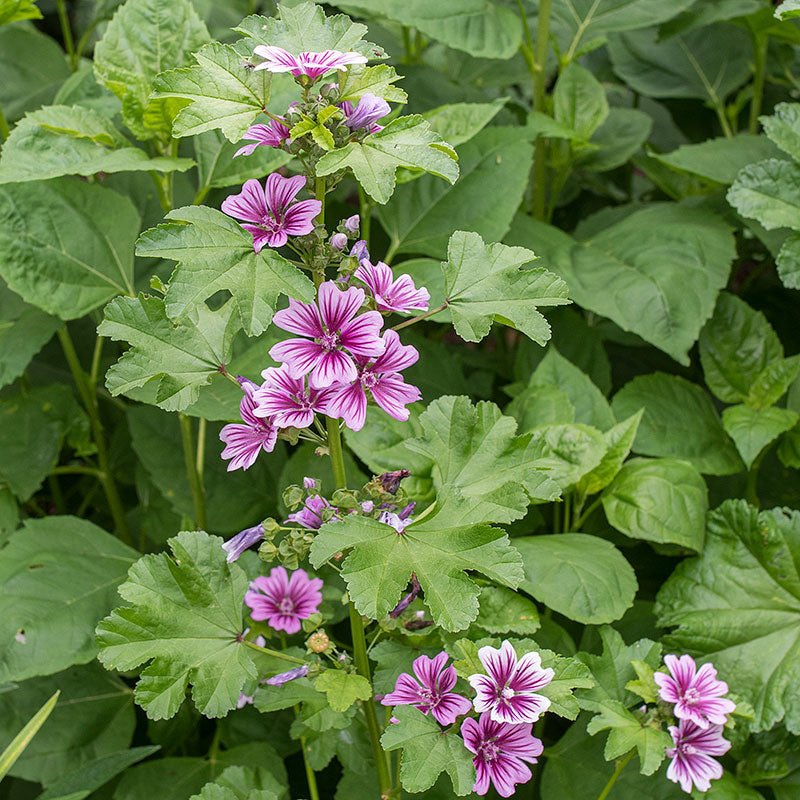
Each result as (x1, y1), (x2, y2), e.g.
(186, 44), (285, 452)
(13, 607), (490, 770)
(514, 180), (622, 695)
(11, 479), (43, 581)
(309, 511), (523, 632)
(440, 231), (570, 345)
(516, 534), (637, 624)
(727, 159), (800, 231)
(0, 105), (194, 184)
(137, 206), (315, 337)
(0, 517), (137, 684)
(722, 404), (799, 468)
(656, 500), (800, 732)
(0, 178), (138, 319)
(612, 373), (743, 475)
(99, 294), (239, 412)
(93, 0), (209, 139)
(96, 531), (258, 720)
(316, 115), (458, 205)
(422, 99), (507, 147)
(506, 204), (735, 365)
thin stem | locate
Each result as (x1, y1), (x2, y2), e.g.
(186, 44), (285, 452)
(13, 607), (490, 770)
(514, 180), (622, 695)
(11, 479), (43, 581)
(51, 465), (103, 478)
(57, 327), (131, 546)
(402, 26), (413, 63)
(74, 18), (100, 65)
(192, 186), (210, 206)
(149, 171), (172, 214)
(326, 417), (347, 490)
(390, 302), (448, 332)
(299, 733), (321, 800)
(562, 493), (572, 533)
(749, 33), (768, 134)
(357, 183), (372, 248)
(89, 335), (104, 391)
(55, 0), (76, 70)
(574, 495), (603, 530)
(196, 418), (207, 481)
(530, 0), (551, 219)
(745, 443), (772, 509)
(596, 750), (635, 800)
(714, 101), (734, 138)
(179, 414), (207, 530)
(0, 103), (10, 142)
(243, 639), (307, 664)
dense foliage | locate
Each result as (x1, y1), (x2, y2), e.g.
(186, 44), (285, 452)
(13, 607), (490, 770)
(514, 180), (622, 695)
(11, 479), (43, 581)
(1, 1), (800, 799)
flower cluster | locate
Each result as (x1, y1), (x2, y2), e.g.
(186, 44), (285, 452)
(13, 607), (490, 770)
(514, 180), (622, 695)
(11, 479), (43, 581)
(656, 654), (735, 794)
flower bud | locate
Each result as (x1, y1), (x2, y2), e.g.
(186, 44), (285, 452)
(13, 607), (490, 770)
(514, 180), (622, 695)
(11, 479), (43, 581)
(308, 630), (331, 653)
(303, 476), (317, 489)
(330, 232), (348, 250)
(344, 214), (360, 233)
(283, 485), (304, 509)
(258, 541), (278, 562)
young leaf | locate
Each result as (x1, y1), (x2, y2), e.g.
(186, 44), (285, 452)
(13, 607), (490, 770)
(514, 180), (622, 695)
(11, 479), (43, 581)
(309, 512), (523, 631)
(527, 423), (607, 490)
(515, 535), (637, 625)
(337, 64), (407, 104)
(314, 671), (372, 712)
(722, 404), (798, 468)
(748, 355), (800, 409)
(553, 63), (609, 141)
(0, 0), (42, 25)
(316, 115), (458, 204)
(380, 705), (475, 795)
(576, 411), (643, 496)
(656, 500), (800, 732)
(96, 531), (258, 720)
(0, 517), (138, 684)
(0, 178), (138, 319)
(727, 159), (800, 231)
(761, 102), (800, 160)
(98, 295), (239, 412)
(136, 206), (315, 337)
(441, 230), (570, 345)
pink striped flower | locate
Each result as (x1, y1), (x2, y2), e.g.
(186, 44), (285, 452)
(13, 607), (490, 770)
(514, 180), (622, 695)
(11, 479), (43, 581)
(245, 566), (323, 634)
(252, 364), (333, 429)
(269, 282), (385, 388)
(233, 119), (290, 157)
(221, 174), (320, 252)
(381, 652), (472, 726)
(461, 713), (543, 797)
(468, 641), (553, 725)
(339, 93), (390, 132)
(326, 330), (420, 431)
(220, 377), (278, 471)
(666, 719), (730, 794)
(355, 259), (430, 314)
(253, 46), (367, 80)
(654, 655), (735, 729)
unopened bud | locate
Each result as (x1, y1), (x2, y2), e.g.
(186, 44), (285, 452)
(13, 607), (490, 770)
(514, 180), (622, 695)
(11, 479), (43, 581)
(330, 232), (348, 250)
(258, 541), (278, 562)
(308, 630), (330, 653)
(303, 477), (317, 489)
(344, 214), (359, 232)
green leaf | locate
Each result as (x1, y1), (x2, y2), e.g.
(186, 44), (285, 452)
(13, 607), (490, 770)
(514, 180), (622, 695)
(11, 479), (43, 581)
(0, 517), (137, 684)
(314, 671), (372, 712)
(0, 178), (138, 319)
(475, 585), (540, 635)
(440, 230), (570, 345)
(660, 0), (761, 38)
(507, 384), (576, 430)
(310, 512), (523, 632)
(422, 99), (507, 147)
(761, 102), (800, 160)
(96, 530), (258, 720)
(608, 24), (751, 103)
(612, 373), (743, 476)
(255, 678), (357, 733)
(655, 500), (800, 732)
(775, 1), (800, 21)
(316, 115), (458, 205)
(553, 63), (609, 141)
(98, 294), (239, 412)
(0, 0), (41, 25)
(578, 107), (652, 172)
(777, 232), (800, 289)
(189, 765), (282, 800)
(601, 458), (708, 550)
(380, 705), (475, 795)
(406, 395), (562, 525)
(327, 0), (521, 59)
(93, 0), (209, 140)
(727, 159), (800, 231)
(527, 423), (608, 490)
(748, 355), (800, 409)
(516, 534), (637, 624)
(507, 205), (735, 366)
(337, 64), (407, 104)
(722, 404), (798, 468)
(0, 663), (135, 786)
(0, 105), (194, 183)
(0, 690), (59, 783)
(577, 411), (643, 496)
(654, 134), (784, 185)
(136, 206), (315, 337)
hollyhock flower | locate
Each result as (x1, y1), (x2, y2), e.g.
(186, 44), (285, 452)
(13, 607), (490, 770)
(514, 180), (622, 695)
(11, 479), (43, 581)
(339, 93), (390, 132)
(220, 377), (278, 471)
(253, 46), (367, 80)
(461, 713), (543, 797)
(264, 664), (309, 686)
(269, 282), (385, 388)
(221, 174), (320, 252)
(234, 120), (290, 157)
(253, 364), (333, 429)
(344, 214), (359, 232)
(326, 330), (420, 431)
(222, 523), (264, 562)
(468, 641), (554, 725)
(245, 566), (323, 634)
(330, 232), (348, 250)
(382, 652), (472, 726)
(355, 259), (430, 314)
(286, 494), (336, 529)
(666, 719), (730, 794)
(654, 655), (736, 729)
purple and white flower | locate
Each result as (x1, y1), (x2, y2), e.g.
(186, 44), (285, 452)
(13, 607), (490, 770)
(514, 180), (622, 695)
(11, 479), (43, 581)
(234, 120), (290, 157)
(382, 652), (472, 726)
(330, 232), (348, 250)
(654, 655), (735, 729)
(339, 93), (390, 132)
(355, 259), (430, 314)
(253, 46), (367, 80)
(222, 523), (265, 562)
(468, 641), (554, 725)
(264, 664), (310, 686)
(245, 566), (323, 634)
(221, 174), (320, 252)
(269, 281), (386, 388)
(220, 377), (278, 471)
(253, 364), (333, 429)
(461, 712), (543, 797)
(350, 239), (369, 262)
(666, 719), (730, 794)
(344, 214), (360, 233)
(286, 494), (337, 530)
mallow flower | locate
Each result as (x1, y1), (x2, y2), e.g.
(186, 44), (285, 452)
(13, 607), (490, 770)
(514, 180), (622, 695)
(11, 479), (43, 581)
(666, 719), (730, 794)
(245, 566), (323, 634)
(234, 119), (290, 157)
(339, 93), (390, 132)
(253, 364), (333, 429)
(252, 46), (367, 80)
(221, 174), (320, 252)
(355, 259), (430, 314)
(222, 523), (265, 562)
(269, 282), (385, 388)
(286, 494), (337, 529)
(220, 377), (277, 471)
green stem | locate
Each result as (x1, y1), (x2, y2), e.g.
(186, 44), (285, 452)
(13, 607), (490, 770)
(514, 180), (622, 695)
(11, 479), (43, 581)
(402, 25), (413, 63)
(573, 495), (603, 530)
(243, 639), (307, 664)
(196, 417), (207, 481)
(179, 413), (207, 530)
(74, 18), (100, 65)
(89, 334), (104, 390)
(749, 33), (768, 134)
(299, 733), (321, 800)
(326, 417), (347, 490)
(51, 465), (103, 478)
(596, 750), (635, 800)
(390, 302), (448, 331)
(745, 443), (772, 509)
(55, 0), (76, 70)
(57, 327), (131, 546)
(357, 183), (372, 248)
(714, 101), (734, 138)
(530, 0), (552, 219)
(149, 171), (172, 214)
(0, 103), (10, 142)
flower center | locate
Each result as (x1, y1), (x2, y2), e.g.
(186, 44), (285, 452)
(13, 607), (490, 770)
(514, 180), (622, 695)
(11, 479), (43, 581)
(418, 687), (438, 705)
(478, 740), (500, 762)
(500, 686), (515, 700)
(318, 331), (340, 352)
(683, 688), (700, 704)
(679, 743), (697, 756)
(361, 371), (379, 389)
(278, 597), (295, 615)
